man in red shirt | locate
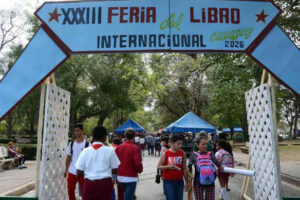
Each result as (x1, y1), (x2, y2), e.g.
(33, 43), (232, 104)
(116, 128), (143, 200)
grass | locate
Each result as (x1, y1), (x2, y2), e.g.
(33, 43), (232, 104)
(279, 145), (300, 161)
(233, 140), (300, 162)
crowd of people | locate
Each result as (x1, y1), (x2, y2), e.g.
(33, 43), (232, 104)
(64, 123), (234, 200)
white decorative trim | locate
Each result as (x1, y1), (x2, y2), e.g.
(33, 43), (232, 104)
(245, 84), (281, 200)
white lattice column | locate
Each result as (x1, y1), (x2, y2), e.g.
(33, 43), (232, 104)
(245, 84), (281, 200)
(39, 85), (70, 200)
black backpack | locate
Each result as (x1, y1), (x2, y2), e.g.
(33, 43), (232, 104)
(70, 140), (90, 155)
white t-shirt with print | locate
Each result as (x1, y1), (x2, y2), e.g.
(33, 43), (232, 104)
(66, 140), (90, 175)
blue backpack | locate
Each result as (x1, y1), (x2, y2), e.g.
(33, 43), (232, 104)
(195, 152), (216, 186)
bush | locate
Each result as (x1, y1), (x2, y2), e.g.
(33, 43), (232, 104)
(20, 144), (37, 160)
(0, 138), (16, 144)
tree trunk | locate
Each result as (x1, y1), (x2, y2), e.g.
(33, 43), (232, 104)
(97, 115), (106, 126)
(242, 113), (249, 142)
(230, 127), (234, 140)
(292, 99), (299, 139)
(29, 123), (35, 140)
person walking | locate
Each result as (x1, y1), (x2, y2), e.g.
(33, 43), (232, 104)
(215, 140), (234, 200)
(150, 134), (156, 155)
(188, 134), (223, 200)
(65, 123), (90, 200)
(145, 134), (152, 155)
(154, 134), (161, 156)
(75, 125), (120, 200)
(116, 128), (143, 200)
(160, 136), (169, 155)
(218, 133), (233, 191)
(157, 134), (188, 200)
(140, 136), (146, 156)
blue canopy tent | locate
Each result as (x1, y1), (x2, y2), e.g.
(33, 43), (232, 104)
(114, 119), (146, 134)
(222, 126), (243, 133)
(164, 112), (216, 134)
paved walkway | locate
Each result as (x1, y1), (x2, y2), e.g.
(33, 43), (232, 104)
(0, 161), (35, 194)
(233, 151), (300, 179)
(136, 154), (255, 200)
(1, 152), (299, 199)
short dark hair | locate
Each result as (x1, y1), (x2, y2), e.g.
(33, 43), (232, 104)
(161, 136), (169, 143)
(125, 128), (136, 140)
(170, 134), (184, 143)
(92, 126), (107, 140)
(219, 132), (227, 140)
(218, 139), (228, 149)
(112, 137), (121, 145)
(74, 123), (83, 130)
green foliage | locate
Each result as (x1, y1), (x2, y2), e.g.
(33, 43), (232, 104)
(20, 144), (37, 160)
(206, 54), (262, 138)
(83, 117), (99, 137)
(274, 0), (300, 44)
(148, 53), (214, 129)
(25, 12), (41, 36)
(0, 122), (6, 134)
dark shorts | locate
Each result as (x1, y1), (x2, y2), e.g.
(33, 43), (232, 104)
(83, 178), (113, 200)
(217, 169), (230, 177)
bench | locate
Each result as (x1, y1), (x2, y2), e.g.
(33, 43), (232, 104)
(0, 147), (18, 169)
(240, 142), (249, 154)
(16, 138), (31, 144)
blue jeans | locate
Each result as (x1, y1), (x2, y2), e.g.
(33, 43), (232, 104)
(163, 180), (184, 200)
(120, 182), (137, 200)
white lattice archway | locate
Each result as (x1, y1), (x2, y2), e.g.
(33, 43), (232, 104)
(245, 83), (281, 200)
(39, 84), (70, 200)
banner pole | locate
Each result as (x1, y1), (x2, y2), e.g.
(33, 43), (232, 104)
(269, 75), (283, 200)
(34, 82), (47, 197)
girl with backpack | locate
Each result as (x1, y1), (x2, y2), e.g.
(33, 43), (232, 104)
(215, 140), (234, 200)
(188, 134), (223, 200)
(157, 134), (189, 200)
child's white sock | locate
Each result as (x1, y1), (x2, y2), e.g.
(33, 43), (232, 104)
(221, 188), (228, 200)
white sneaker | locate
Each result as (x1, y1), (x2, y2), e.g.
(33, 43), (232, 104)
(219, 193), (223, 200)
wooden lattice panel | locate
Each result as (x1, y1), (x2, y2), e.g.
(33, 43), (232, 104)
(39, 85), (70, 200)
(245, 84), (281, 200)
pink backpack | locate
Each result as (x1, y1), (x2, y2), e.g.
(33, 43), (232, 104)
(195, 152), (216, 186)
(217, 149), (234, 168)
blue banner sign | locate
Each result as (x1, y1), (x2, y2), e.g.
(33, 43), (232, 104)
(36, 0), (169, 52)
(35, 0), (280, 52)
(0, 28), (68, 120)
(170, 0), (279, 51)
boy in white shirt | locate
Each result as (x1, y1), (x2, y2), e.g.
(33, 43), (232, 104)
(64, 123), (90, 200)
(76, 125), (120, 200)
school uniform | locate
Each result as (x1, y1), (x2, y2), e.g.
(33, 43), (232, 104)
(75, 142), (120, 200)
(66, 140), (90, 200)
